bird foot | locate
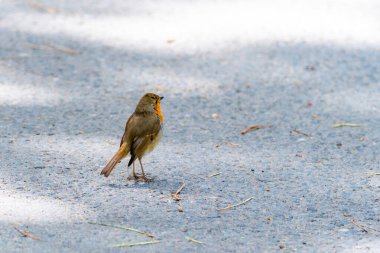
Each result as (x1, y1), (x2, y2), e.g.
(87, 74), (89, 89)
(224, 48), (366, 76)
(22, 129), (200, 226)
(137, 175), (153, 182)
(127, 175), (153, 182)
(127, 175), (138, 181)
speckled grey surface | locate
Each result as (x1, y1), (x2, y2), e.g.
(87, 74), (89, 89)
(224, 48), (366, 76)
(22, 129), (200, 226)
(1, 1), (380, 252)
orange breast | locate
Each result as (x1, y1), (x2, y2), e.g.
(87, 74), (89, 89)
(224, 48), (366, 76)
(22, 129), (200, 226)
(154, 101), (164, 123)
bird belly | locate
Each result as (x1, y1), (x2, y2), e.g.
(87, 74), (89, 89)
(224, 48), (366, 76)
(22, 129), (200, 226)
(144, 128), (163, 156)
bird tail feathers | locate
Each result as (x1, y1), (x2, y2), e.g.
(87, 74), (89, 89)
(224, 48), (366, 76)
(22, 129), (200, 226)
(100, 142), (129, 177)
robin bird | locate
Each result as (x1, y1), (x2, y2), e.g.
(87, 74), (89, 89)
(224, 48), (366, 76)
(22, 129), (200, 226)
(100, 93), (164, 181)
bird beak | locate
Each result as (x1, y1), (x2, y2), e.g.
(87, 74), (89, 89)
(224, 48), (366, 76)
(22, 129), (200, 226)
(160, 96), (164, 100)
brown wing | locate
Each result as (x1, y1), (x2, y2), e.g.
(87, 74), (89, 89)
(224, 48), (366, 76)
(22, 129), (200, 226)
(127, 114), (162, 166)
(120, 113), (135, 147)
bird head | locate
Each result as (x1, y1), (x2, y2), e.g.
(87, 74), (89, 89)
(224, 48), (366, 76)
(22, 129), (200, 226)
(135, 93), (164, 114)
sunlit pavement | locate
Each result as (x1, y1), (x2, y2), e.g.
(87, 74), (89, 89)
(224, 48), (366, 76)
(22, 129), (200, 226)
(1, 1), (379, 252)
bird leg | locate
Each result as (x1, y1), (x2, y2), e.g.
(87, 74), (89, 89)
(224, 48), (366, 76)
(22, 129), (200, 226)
(132, 161), (138, 179)
(138, 158), (153, 182)
(128, 161), (139, 180)
(133, 162), (139, 179)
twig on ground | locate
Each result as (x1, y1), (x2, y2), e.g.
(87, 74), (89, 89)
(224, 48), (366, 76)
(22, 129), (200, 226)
(14, 227), (40, 240)
(208, 172), (221, 178)
(112, 240), (160, 248)
(332, 123), (364, 128)
(87, 222), (155, 238)
(186, 237), (204, 244)
(241, 125), (272, 135)
(161, 182), (186, 201)
(290, 129), (310, 137)
(45, 43), (81, 55)
(217, 196), (254, 211)
(175, 183), (186, 195)
(27, 43), (81, 55)
(351, 220), (380, 233)
(225, 141), (240, 147)
(172, 182), (186, 201)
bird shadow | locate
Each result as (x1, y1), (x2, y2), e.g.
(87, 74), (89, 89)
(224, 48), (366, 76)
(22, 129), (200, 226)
(106, 176), (184, 193)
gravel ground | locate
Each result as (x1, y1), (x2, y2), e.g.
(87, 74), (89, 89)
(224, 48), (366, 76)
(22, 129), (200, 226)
(1, 1), (380, 252)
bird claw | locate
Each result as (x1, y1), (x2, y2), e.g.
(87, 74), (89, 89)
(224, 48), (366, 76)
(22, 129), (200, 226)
(127, 175), (153, 182)
(138, 176), (153, 182)
(127, 175), (139, 181)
